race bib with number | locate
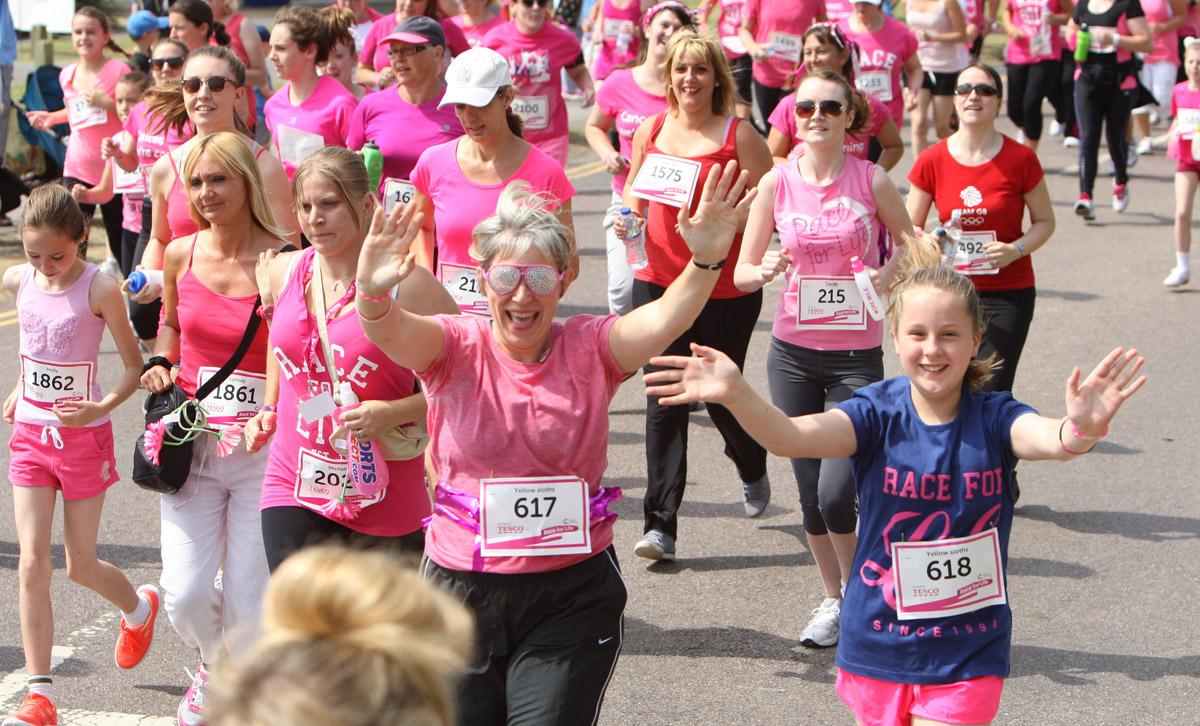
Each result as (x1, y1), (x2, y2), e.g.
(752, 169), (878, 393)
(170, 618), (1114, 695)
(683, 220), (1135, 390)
(20, 356), (92, 409)
(1180, 108), (1200, 141)
(198, 367), (266, 424)
(276, 125), (325, 166)
(769, 31), (803, 63)
(1029, 23), (1052, 58)
(480, 475), (592, 557)
(294, 448), (385, 510)
(891, 529), (1007, 621)
(855, 70), (893, 103)
(630, 153), (703, 208)
(512, 96), (550, 130)
(113, 160), (145, 195)
(602, 17), (625, 38)
(382, 178), (416, 216)
(949, 230), (999, 275)
(67, 94), (108, 130)
(438, 261), (489, 317)
(795, 277), (866, 331)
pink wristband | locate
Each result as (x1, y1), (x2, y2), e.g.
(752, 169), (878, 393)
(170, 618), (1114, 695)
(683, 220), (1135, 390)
(1069, 421), (1107, 440)
(357, 296), (393, 322)
(357, 285), (390, 303)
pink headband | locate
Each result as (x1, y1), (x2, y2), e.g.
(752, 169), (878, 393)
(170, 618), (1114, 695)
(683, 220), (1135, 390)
(642, 0), (691, 32)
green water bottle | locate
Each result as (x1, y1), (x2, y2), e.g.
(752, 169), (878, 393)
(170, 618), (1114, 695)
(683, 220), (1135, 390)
(1074, 24), (1090, 63)
(361, 140), (383, 192)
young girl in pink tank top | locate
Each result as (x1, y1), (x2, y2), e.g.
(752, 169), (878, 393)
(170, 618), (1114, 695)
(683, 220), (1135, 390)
(1, 186), (160, 726)
(246, 148), (457, 572)
(734, 70), (913, 651)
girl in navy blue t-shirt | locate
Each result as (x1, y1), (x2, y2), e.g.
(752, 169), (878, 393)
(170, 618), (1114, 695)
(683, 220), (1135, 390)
(645, 237), (1146, 726)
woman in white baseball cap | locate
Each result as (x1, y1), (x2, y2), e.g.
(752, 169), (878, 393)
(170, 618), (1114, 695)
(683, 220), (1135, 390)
(407, 47), (578, 316)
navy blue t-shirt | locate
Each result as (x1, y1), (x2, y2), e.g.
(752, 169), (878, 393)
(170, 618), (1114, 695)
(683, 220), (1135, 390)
(835, 376), (1036, 684)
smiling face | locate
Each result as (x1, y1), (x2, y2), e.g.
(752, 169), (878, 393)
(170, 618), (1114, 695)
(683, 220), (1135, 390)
(182, 55), (243, 129)
(269, 23), (316, 81)
(1186, 46), (1200, 84)
(71, 14), (108, 61)
(646, 10), (685, 61)
(802, 34), (848, 74)
(23, 227), (84, 282)
(186, 152), (248, 225)
(893, 287), (981, 415)
(114, 81), (144, 123)
(324, 39), (356, 83)
(482, 247), (568, 363)
(953, 66), (1001, 128)
(795, 76), (852, 148)
(151, 43), (186, 84)
(296, 172), (372, 259)
(169, 12), (209, 51)
(670, 50), (715, 111)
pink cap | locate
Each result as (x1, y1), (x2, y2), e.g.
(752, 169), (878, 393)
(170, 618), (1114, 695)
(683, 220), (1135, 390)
(850, 256), (865, 273)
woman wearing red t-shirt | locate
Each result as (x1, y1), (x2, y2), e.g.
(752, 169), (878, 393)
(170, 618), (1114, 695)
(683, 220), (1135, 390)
(617, 31), (773, 561)
(906, 63), (1055, 394)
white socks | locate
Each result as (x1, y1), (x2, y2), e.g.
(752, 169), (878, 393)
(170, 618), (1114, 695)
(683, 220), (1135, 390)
(122, 592), (152, 627)
(26, 675), (52, 700)
(1177, 252), (1190, 272)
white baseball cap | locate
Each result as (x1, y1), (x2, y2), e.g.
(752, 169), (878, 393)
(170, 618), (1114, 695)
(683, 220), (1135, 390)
(438, 47), (513, 109)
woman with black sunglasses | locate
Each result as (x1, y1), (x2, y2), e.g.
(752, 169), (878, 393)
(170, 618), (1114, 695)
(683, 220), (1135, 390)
(735, 67), (911, 650)
(906, 63), (1055, 397)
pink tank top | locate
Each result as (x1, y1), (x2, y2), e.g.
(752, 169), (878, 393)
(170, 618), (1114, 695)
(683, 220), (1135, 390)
(174, 235), (269, 397)
(15, 264), (108, 427)
(259, 249), (431, 537)
(772, 155), (884, 351)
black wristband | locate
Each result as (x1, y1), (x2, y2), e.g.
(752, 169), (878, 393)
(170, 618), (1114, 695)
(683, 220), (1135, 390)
(141, 356), (173, 375)
(692, 257), (726, 271)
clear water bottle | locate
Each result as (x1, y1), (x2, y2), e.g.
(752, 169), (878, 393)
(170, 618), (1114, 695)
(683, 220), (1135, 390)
(616, 27), (633, 57)
(619, 208), (648, 271)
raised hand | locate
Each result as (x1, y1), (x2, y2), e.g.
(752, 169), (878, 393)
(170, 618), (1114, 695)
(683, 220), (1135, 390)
(1064, 347), (1147, 438)
(356, 198), (423, 299)
(677, 160), (756, 266)
(644, 343), (746, 407)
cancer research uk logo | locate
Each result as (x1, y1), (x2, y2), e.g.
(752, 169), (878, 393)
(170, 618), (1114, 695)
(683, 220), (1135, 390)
(959, 185), (983, 207)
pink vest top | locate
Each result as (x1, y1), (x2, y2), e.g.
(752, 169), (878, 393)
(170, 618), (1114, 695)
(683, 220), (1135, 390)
(16, 264), (108, 427)
(174, 235), (269, 396)
(772, 155), (884, 351)
(259, 249), (431, 537)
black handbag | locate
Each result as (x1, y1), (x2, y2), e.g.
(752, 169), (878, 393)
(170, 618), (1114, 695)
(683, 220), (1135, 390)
(131, 295), (263, 494)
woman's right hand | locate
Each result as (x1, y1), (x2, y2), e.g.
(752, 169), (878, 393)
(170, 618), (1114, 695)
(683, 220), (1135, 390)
(140, 365), (173, 393)
(758, 247), (791, 285)
(645, 343), (746, 407)
(243, 409), (277, 453)
(677, 160), (755, 265)
(356, 198), (423, 298)
(26, 111), (50, 131)
(604, 151), (630, 176)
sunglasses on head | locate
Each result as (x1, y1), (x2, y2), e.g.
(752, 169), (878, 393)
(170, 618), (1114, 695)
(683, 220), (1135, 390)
(795, 99), (847, 118)
(386, 42), (431, 57)
(516, 0), (553, 7)
(954, 83), (999, 97)
(484, 263), (565, 297)
(151, 56), (185, 70)
(181, 75), (238, 94)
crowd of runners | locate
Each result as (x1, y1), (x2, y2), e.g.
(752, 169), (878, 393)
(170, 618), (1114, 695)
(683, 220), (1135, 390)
(0, 0), (1166, 723)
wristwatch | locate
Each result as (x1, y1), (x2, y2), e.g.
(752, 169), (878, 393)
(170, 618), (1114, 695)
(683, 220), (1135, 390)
(1016, 241), (1027, 256)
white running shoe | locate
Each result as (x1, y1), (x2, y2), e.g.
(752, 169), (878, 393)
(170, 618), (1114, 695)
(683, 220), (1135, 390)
(633, 529), (676, 561)
(799, 597), (842, 648)
(1049, 119), (1064, 136)
(1112, 184), (1129, 213)
(1063, 136), (1080, 148)
(178, 665), (208, 726)
(1127, 144), (1139, 168)
(1136, 137), (1153, 155)
(1163, 267), (1190, 288)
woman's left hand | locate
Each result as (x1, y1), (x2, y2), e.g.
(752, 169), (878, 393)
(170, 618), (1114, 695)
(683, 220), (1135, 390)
(52, 400), (106, 428)
(677, 159), (755, 265)
(1064, 347), (1147, 438)
(336, 400), (398, 442)
(985, 241), (1023, 269)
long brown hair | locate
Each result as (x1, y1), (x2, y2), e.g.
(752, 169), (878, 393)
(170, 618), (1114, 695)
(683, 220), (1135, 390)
(799, 68), (871, 139)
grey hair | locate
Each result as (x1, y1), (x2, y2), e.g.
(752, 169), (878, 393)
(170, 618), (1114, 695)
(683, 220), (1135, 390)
(469, 182), (573, 271)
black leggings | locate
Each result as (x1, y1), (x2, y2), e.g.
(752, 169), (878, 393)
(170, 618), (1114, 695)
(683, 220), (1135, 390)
(1074, 63), (1132, 194)
(61, 176), (123, 261)
(1054, 49), (1076, 134)
(261, 505), (426, 573)
(1007, 59), (1059, 141)
(128, 202), (162, 341)
(752, 79), (790, 137)
(978, 287), (1036, 393)
(634, 281), (767, 539)
(766, 338), (882, 535)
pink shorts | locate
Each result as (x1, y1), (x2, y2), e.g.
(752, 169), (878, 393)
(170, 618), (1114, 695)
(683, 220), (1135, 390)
(836, 668), (1005, 726)
(8, 421), (119, 500)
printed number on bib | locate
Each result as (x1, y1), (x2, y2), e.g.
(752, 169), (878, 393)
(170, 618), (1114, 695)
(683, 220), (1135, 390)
(1028, 23), (1052, 58)
(512, 96), (550, 130)
(795, 277), (866, 331)
(891, 529), (1007, 620)
(294, 449), (385, 509)
(949, 230), (998, 275)
(1179, 109), (1200, 140)
(113, 162), (145, 195)
(769, 32), (803, 63)
(855, 70), (893, 103)
(383, 178), (416, 216)
(602, 17), (625, 38)
(480, 475), (592, 557)
(438, 261), (489, 317)
(630, 153), (702, 208)
(276, 125), (325, 166)
(67, 94), (108, 129)
(20, 356), (92, 409)
(198, 367), (266, 424)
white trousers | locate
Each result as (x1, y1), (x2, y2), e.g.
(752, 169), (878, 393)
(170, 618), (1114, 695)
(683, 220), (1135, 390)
(159, 435), (268, 664)
(605, 192), (635, 315)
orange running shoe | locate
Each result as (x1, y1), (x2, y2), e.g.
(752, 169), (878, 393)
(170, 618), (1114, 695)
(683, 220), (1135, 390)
(2, 693), (58, 726)
(115, 584), (161, 669)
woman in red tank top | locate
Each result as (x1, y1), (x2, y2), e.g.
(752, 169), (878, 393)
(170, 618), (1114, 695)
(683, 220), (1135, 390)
(618, 30), (774, 562)
(139, 131), (292, 725)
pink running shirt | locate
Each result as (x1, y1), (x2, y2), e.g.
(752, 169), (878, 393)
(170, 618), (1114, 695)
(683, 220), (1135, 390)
(1005, 0), (1064, 65)
(744, 0), (827, 88)
(345, 85), (463, 192)
(483, 20), (583, 151)
(264, 75), (358, 181)
(419, 314), (626, 574)
(1171, 82), (1200, 158)
(360, 13), (471, 73)
(125, 101), (193, 188)
(771, 156), (884, 351)
(839, 16), (918, 126)
(714, 0), (749, 59)
(769, 90), (889, 160)
(60, 60), (131, 184)
(595, 68), (667, 195)
(591, 0), (642, 81)
(447, 12), (505, 48)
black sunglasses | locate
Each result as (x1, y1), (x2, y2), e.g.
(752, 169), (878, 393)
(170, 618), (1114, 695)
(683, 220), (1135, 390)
(181, 75), (239, 94)
(954, 83), (999, 97)
(516, 0), (553, 7)
(795, 99), (847, 118)
(151, 56), (185, 70)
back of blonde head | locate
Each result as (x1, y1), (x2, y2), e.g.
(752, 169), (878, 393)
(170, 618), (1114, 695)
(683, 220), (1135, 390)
(206, 547), (474, 726)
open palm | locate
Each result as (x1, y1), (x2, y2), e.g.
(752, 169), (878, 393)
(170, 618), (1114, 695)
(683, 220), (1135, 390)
(677, 160), (756, 265)
(645, 343), (745, 407)
(356, 199), (423, 297)
(1064, 347), (1147, 437)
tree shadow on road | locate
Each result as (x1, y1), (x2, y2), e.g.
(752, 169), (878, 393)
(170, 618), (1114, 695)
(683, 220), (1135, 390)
(1015, 504), (1200, 542)
(1012, 644), (1200, 684)
(0, 541), (162, 571)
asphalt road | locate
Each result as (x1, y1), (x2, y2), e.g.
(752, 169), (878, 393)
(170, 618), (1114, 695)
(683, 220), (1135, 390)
(0, 102), (1197, 725)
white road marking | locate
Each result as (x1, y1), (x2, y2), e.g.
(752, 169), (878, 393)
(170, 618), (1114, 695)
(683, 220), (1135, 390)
(56, 710), (174, 725)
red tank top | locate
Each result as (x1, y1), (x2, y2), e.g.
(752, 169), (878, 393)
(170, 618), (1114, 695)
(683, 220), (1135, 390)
(174, 234), (269, 396)
(637, 113), (748, 299)
(210, 13), (257, 129)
